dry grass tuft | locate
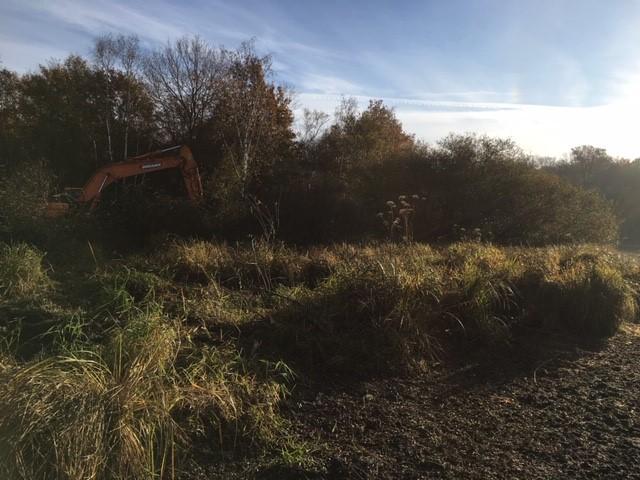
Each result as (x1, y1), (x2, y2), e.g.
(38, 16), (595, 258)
(246, 242), (640, 375)
(0, 313), (288, 480)
(0, 243), (51, 299)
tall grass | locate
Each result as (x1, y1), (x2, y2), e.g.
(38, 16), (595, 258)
(112, 241), (640, 374)
(0, 243), (51, 298)
(0, 314), (288, 480)
(524, 253), (637, 337)
(232, 241), (639, 375)
(0, 319), (179, 479)
(162, 239), (315, 289)
(1, 239), (638, 477)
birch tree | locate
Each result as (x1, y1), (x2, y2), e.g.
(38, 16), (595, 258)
(216, 42), (294, 195)
(94, 34), (144, 159)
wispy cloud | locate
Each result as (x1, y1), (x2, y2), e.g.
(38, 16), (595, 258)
(6, 0), (185, 43)
(297, 74), (366, 95)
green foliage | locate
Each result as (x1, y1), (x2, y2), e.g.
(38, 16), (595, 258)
(0, 299), (85, 360)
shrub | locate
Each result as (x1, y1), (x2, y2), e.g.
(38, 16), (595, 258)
(367, 134), (620, 245)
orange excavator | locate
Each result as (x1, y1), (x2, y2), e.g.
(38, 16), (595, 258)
(46, 145), (203, 217)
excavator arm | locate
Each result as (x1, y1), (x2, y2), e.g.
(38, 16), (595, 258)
(46, 145), (203, 216)
(79, 145), (203, 207)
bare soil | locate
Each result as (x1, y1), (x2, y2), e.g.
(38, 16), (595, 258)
(193, 326), (640, 479)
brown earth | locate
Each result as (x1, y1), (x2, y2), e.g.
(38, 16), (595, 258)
(192, 326), (640, 479)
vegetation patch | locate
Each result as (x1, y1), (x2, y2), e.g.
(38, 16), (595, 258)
(236, 242), (640, 377)
(0, 315), (290, 480)
(163, 239), (319, 289)
(0, 243), (51, 299)
(521, 256), (637, 338)
(0, 240), (638, 477)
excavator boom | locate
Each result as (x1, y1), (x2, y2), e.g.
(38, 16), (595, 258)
(46, 145), (203, 217)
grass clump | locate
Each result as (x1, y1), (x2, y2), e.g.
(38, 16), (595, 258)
(0, 313), (289, 480)
(525, 251), (637, 338)
(0, 299), (85, 360)
(163, 239), (317, 289)
(444, 243), (520, 346)
(253, 248), (446, 375)
(248, 242), (639, 376)
(165, 239), (234, 284)
(0, 322), (179, 480)
(0, 243), (51, 299)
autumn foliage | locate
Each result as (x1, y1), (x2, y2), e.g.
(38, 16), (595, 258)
(0, 35), (622, 246)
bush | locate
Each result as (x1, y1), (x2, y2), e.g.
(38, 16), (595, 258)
(94, 187), (209, 246)
(367, 134), (619, 245)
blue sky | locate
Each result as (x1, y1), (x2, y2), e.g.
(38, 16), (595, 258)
(2, 0), (640, 158)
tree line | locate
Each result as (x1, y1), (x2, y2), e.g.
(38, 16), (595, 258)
(0, 34), (634, 246)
